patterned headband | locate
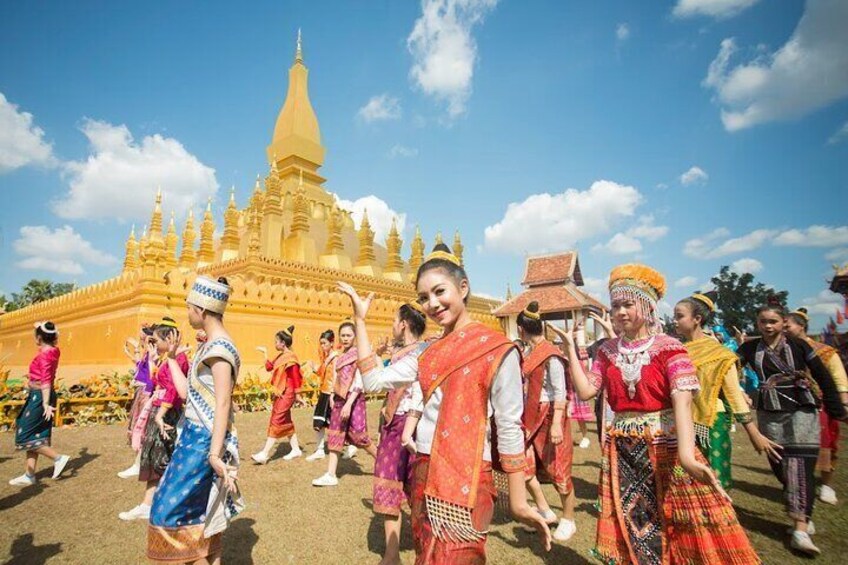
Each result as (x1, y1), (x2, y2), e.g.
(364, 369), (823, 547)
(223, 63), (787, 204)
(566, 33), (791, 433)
(424, 250), (461, 267)
(522, 307), (541, 320)
(790, 309), (809, 322)
(187, 276), (231, 315)
(691, 293), (716, 313)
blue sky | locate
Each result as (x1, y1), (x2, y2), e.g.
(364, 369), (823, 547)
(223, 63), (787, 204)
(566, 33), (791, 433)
(1, 0), (847, 330)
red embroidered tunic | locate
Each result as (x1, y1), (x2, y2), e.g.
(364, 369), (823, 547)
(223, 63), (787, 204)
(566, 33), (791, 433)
(588, 334), (698, 413)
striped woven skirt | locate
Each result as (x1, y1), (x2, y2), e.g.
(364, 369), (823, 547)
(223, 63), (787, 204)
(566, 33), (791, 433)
(593, 410), (759, 564)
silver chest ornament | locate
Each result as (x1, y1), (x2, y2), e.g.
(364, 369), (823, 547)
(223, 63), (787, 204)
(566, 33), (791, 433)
(614, 336), (655, 399)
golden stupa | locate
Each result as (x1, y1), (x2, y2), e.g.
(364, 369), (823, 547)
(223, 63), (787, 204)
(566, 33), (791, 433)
(0, 33), (499, 380)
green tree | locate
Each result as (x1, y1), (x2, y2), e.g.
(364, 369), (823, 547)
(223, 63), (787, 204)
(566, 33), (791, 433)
(710, 266), (788, 334)
(5, 279), (76, 312)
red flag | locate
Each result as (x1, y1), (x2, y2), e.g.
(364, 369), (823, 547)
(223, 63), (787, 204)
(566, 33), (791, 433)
(838, 309), (845, 325)
(829, 318), (838, 333)
(844, 296), (848, 318)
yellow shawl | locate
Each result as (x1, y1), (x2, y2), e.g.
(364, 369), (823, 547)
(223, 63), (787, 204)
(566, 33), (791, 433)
(685, 336), (739, 428)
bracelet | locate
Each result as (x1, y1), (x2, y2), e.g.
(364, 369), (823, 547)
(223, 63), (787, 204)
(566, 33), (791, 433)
(208, 452), (221, 460)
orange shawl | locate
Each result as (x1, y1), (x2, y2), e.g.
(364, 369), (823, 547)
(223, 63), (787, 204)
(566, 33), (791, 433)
(269, 350), (299, 396)
(522, 340), (565, 442)
(418, 322), (514, 540)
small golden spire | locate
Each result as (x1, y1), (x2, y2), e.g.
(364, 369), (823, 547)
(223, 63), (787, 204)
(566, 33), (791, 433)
(296, 28), (303, 63)
(123, 224), (140, 272)
(164, 212), (178, 268)
(324, 205), (344, 254)
(408, 225), (425, 280)
(385, 217), (404, 273)
(247, 206), (261, 258)
(453, 229), (464, 265)
(435, 231), (443, 245)
(149, 187), (164, 240)
(290, 178), (310, 234)
(179, 209), (197, 268)
(198, 198), (216, 264)
(356, 209), (376, 266)
(221, 188), (240, 252)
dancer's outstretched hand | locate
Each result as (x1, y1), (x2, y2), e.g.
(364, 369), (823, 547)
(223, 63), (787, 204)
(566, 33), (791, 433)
(547, 322), (577, 352)
(512, 504), (552, 551)
(681, 457), (731, 502)
(751, 432), (783, 463)
(337, 281), (374, 322)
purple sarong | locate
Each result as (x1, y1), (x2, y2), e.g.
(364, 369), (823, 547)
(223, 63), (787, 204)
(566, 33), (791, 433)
(373, 412), (413, 516)
(327, 393), (371, 453)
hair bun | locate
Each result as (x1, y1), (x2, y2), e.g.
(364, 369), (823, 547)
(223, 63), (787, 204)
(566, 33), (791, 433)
(526, 301), (540, 313)
(431, 242), (452, 254)
(704, 290), (718, 302)
(288, 325), (295, 334)
(797, 307), (808, 315)
(767, 295), (781, 307)
(217, 276), (229, 286)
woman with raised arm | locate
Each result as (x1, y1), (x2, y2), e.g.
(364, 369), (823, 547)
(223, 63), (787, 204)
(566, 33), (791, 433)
(147, 276), (244, 564)
(306, 329), (338, 461)
(373, 302), (427, 565)
(338, 242), (551, 563)
(516, 301), (577, 542)
(785, 307), (848, 506)
(252, 326), (305, 464)
(673, 291), (782, 489)
(9, 321), (71, 486)
(312, 321), (377, 487)
(550, 263), (758, 564)
(738, 301), (847, 556)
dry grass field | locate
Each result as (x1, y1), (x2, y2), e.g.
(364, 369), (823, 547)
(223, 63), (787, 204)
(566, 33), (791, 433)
(1, 404), (846, 564)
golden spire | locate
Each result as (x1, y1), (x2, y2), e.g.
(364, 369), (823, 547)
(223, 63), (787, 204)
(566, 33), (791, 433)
(267, 30), (324, 168)
(164, 212), (178, 268)
(408, 225), (425, 279)
(178, 209), (197, 268)
(263, 163), (283, 217)
(324, 205), (344, 254)
(247, 206), (261, 259)
(435, 231), (443, 246)
(296, 28), (303, 63)
(505, 283), (513, 301)
(221, 185), (240, 251)
(385, 217), (404, 272)
(250, 174), (265, 213)
(356, 209), (376, 266)
(198, 198), (216, 264)
(290, 173), (310, 234)
(453, 230), (464, 265)
(123, 224), (139, 272)
(149, 186), (164, 240)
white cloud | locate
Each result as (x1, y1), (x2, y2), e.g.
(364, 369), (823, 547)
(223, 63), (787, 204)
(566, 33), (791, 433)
(730, 257), (763, 274)
(388, 144), (419, 158)
(55, 119), (218, 221)
(13, 225), (117, 275)
(702, 0), (848, 131)
(582, 277), (608, 302)
(407, 0), (498, 117)
(357, 94), (402, 123)
(616, 23), (630, 43)
(683, 227), (730, 257)
(335, 194), (407, 245)
(673, 0), (760, 19)
(0, 92), (56, 174)
(828, 120), (848, 145)
(684, 228), (775, 258)
(674, 276), (699, 288)
(593, 215), (669, 255)
(800, 289), (844, 316)
(774, 225), (848, 247)
(679, 165), (708, 186)
(593, 233), (642, 255)
(483, 180), (642, 255)
(825, 248), (848, 262)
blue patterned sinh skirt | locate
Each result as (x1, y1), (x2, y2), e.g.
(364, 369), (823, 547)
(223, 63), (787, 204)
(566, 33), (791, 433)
(147, 419), (220, 562)
(15, 388), (55, 451)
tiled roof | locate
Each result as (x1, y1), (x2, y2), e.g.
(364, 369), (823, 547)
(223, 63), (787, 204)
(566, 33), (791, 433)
(522, 252), (583, 287)
(493, 283), (606, 317)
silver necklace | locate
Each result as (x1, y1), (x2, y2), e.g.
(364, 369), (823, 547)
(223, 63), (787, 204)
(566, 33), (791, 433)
(615, 336), (655, 399)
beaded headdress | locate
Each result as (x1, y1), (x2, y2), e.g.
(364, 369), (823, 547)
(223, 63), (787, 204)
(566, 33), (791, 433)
(187, 276), (231, 315)
(608, 263), (666, 335)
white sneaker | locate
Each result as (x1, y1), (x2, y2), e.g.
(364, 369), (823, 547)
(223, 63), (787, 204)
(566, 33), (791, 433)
(342, 445), (358, 460)
(118, 503), (151, 521)
(579, 437), (591, 449)
(251, 451), (269, 465)
(312, 473), (339, 487)
(786, 521), (816, 536)
(283, 448), (303, 461)
(790, 530), (820, 555)
(52, 455), (70, 479)
(306, 450), (326, 461)
(8, 473), (37, 487)
(553, 518), (577, 542)
(819, 485), (838, 505)
(117, 463), (140, 479)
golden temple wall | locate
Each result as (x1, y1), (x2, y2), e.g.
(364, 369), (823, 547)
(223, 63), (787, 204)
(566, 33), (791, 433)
(0, 258), (501, 383)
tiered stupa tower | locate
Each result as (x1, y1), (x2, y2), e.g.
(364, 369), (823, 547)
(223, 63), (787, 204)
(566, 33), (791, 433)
(0, 32), (499, 380)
